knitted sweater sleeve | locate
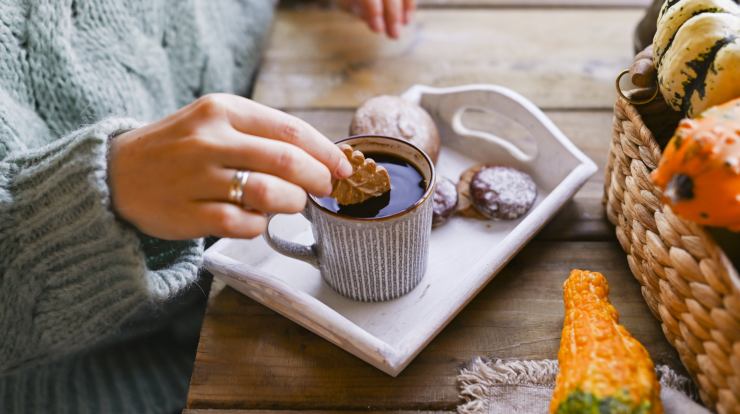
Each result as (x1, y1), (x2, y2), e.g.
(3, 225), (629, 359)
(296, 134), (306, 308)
(0, 117), (203, 373)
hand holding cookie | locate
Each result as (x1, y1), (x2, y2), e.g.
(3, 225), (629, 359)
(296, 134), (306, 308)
(109, 93), (353, 240)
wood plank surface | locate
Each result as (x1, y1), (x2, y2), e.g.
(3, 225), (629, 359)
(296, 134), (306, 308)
(289, 108), (614, 240)
(187, 241), (683, 411)
(253, 9), (641, 110)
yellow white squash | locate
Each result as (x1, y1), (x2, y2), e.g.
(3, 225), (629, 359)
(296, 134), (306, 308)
(653, 0), (740, 117)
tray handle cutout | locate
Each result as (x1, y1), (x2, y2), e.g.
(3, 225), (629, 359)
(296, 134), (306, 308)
(402, 84), (573, 164)
(451, 105), (536, 163)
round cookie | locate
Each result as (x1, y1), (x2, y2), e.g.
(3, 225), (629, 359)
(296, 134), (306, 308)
(350, 95), (441, 164)
(469, 166), (536, 220)
(456, 164), (487, 219)
(432, 176), (458, 227)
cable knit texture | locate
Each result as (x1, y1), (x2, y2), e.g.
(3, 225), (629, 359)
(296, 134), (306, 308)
(0, 0), (274, 412)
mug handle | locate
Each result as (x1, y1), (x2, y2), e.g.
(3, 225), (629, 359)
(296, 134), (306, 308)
(263, 212), (320, 268)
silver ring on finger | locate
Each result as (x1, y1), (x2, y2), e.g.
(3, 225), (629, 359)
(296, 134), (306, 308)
(228, 170), (251, 206)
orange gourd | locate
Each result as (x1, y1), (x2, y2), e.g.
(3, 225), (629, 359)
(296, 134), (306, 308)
(651, 98), (740, 231)
(550, 270), (662, 414)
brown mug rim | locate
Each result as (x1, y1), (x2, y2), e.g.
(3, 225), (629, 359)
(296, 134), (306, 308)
(308, 134), (436, 222)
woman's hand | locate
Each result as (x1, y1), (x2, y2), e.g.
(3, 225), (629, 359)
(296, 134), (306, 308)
(338, 0), (416, 39)
(108, 93), (352, 240)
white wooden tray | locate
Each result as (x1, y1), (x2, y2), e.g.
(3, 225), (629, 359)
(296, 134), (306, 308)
(204, 84), (597, 376)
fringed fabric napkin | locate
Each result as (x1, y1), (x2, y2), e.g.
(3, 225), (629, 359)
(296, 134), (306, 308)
(458, 358), (710, 414)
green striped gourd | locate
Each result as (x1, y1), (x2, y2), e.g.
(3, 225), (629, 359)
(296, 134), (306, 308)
(653, 0), (740, 117)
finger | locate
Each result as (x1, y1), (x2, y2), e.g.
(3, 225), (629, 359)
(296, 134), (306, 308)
(203, 169), (308, 214)
(209, 131), (333, 196)
(363, 0), (385, 34)
(195, 202), (268, 239)
(383, 0), (403, 39)
(402, 0), (415, 24)
(242, 173), (308, 214)
(211, 95), (352, 178)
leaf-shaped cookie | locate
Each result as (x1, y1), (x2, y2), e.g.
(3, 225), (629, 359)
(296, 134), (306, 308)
(331, 144), (391, 205)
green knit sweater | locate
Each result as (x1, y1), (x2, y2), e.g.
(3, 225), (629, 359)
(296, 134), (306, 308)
(0, 1), (274, 412)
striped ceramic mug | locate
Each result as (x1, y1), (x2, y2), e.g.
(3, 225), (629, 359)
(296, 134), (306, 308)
(264, 135), (435, 302)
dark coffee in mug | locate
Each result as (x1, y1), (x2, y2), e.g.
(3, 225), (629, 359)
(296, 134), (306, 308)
(316, 152), (426, 219)
(265, 135), (435, 301)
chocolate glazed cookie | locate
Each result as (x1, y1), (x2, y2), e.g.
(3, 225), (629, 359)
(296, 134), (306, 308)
(432, 176), (458, 227)
(470, 166), (536, 220)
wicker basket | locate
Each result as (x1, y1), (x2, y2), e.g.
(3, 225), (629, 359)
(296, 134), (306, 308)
(604, 97), (740, 414)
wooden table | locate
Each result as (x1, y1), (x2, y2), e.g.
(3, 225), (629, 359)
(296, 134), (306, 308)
(186, 1), (687, 412)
